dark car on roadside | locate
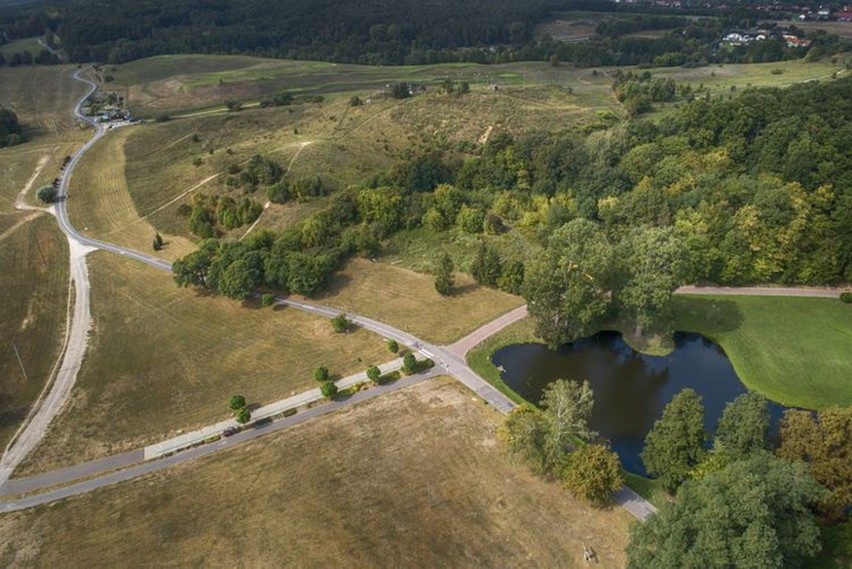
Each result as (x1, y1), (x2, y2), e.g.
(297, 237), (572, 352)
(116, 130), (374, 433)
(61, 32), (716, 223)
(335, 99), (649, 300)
(222, 426), (238, 437)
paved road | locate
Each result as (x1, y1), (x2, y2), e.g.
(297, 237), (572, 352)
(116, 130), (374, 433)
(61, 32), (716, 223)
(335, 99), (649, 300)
(0, 371), (437, 513)
(446, 304), (528, 359)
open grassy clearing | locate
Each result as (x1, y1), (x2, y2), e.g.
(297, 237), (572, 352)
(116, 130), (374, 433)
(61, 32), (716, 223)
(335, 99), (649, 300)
(109, 55), (620, 116)
(0, 65), (88, 141)
(652, 58), (846, 99)
(0, 379), (632, 567)
(17, 252), (391, 475)
(0, 37), (42, 59)
(772, 20), (852, 39)
(321, 258), (524, 345)
(0, 216), (68, 450)
(65, 126), (196, 261)
(0, 65), (92, 208)
(673, 295), (852, 410)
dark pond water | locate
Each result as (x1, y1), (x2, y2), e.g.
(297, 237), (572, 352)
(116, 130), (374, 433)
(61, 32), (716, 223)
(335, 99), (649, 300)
(492, 331), (790, 475)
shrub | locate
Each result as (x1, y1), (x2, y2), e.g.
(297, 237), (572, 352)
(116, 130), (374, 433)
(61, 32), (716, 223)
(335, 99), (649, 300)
(314, 365), (330, 382)
(229, 394), (246, 411)
(261, 293), (276, 307)
(387, 339), (399, 354)
(840, 291), (852, 304)
(236, 407), (251, 424)
(331, 314), (351, 333)
(366, 365), (381, 382)
(320, 380), (338, 399)
(154, 114), (170, 122)
(37, 185), (57, 203)
(402, 352), (417, 375)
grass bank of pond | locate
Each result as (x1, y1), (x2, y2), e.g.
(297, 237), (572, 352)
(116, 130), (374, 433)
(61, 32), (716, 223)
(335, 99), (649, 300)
(673, 295), (852, 410)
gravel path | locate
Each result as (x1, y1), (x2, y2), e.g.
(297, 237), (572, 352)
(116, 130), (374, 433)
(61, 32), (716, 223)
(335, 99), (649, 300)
(676, 285), (844, 298)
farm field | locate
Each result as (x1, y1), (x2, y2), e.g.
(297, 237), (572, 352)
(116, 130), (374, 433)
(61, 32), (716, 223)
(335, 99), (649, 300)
(673, 295), (852, 410)
(320, 258), (524, 345)
(16, 252), (391, 475)
(0, 379), (632, 567)
(0, 216), (68, 450)
(0, 65), (88, 141)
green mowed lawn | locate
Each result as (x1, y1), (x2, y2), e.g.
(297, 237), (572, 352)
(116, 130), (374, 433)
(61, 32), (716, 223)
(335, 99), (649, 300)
(673, 295), (852, 409)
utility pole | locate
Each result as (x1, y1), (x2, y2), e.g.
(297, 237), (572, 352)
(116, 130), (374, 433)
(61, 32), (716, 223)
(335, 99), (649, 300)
(11, 342), (28, 382)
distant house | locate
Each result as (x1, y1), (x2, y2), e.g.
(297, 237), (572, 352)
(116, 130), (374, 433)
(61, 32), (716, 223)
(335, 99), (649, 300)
(783, 34), (812, 47)
(837, 10), (852, 21)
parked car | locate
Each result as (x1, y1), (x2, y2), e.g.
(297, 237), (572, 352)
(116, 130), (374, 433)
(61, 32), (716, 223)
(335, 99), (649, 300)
(222, 426), (238, 437)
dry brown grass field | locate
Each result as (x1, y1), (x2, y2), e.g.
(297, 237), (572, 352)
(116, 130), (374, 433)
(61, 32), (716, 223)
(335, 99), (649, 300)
(321, 258), (524, 345)
(0, 379), (632, 567)
(17, 252), (391, 475)
(0, 65), (89, 450)
(65, 127), (197, 260)
(0, 216), (68, 450)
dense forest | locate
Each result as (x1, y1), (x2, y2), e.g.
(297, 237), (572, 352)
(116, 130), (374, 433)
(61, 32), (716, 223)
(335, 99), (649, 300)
(1, 0), (847, 67)
(47, 0), (545, 64)
(174, 76), (851, 342)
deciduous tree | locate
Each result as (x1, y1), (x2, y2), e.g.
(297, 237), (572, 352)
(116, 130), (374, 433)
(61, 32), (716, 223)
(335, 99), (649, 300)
(320, 380), (338, 399)
(498, 404), (549, 474)
(627, 453), (825, 569)
(560, 444), (623, 505)
(523, 219), (615, 347)
(777, 406), (852, 521)
(641, 388), (707, 492)
(236, 407), (251, 424)
(540, 379), (596, 467)
(229, 395), (246, 411)
(715, 391), (770, 457)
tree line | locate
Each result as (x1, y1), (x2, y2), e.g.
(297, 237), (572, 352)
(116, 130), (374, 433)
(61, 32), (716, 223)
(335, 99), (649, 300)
(2, 0), (848, 68)
(498, 379), (851, 567)
(629, 390), (851, 567)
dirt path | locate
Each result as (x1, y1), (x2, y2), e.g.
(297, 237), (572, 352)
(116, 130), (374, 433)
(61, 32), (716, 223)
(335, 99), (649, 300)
(676, 285), (844, 298)
(15, 154), (50, 211)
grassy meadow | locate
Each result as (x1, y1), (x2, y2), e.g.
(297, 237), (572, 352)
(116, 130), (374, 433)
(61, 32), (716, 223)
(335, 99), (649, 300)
(673, 295), (852, 409)
(17, 252), (391, 475)
(65, 127), (197, 260)
(0, 379), (632, 567)
(320, 258), (524, 345)
(0, 216), (68, 450)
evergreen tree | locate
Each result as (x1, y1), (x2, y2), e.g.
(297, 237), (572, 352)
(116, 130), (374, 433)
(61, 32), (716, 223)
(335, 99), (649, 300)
(435, 252), (454, 296)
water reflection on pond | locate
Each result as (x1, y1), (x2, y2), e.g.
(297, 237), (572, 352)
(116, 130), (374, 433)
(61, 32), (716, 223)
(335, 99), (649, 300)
(492, 331), (789, 475)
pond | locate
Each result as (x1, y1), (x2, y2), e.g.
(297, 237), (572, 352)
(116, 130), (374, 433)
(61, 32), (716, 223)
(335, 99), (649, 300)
(492, 331), (790, 475)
